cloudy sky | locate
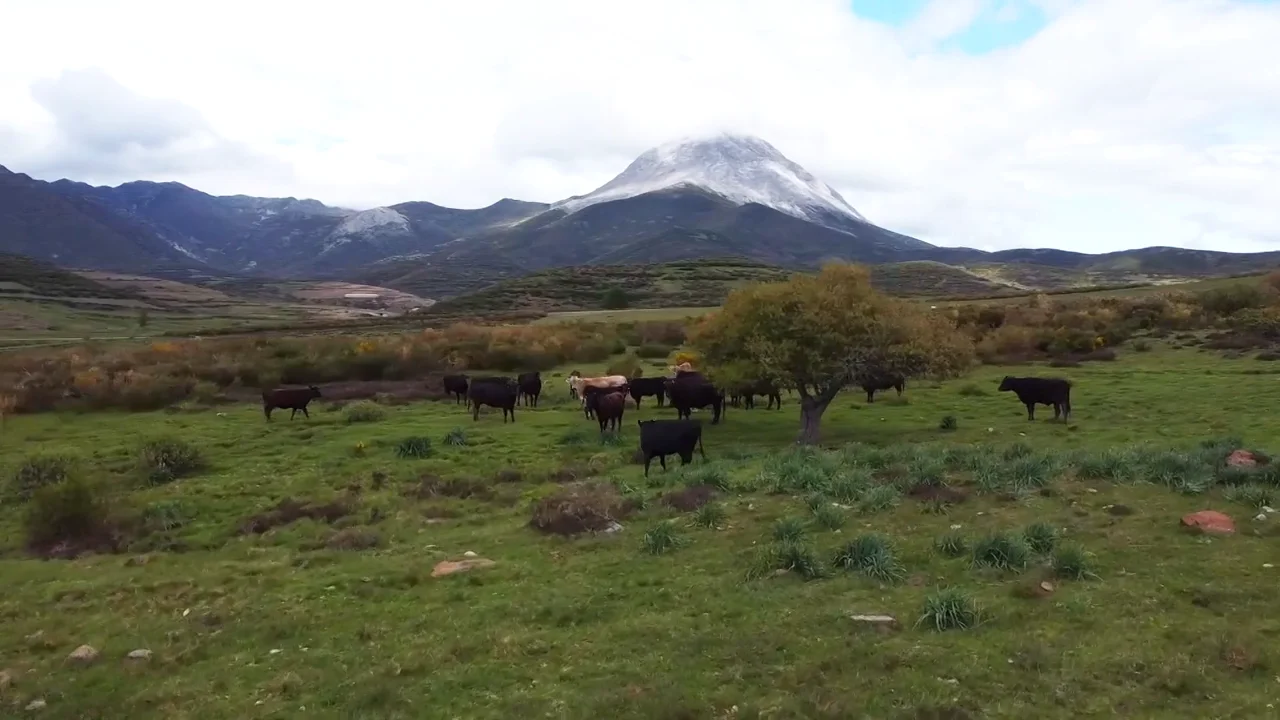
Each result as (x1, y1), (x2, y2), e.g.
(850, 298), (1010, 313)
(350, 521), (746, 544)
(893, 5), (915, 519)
(1, 0), (1277, 253)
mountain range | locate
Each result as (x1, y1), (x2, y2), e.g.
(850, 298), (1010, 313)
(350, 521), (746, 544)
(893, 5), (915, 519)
(2, 133), (1278, 300)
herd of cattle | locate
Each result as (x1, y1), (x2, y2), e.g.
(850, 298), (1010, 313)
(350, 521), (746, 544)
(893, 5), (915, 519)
(258, 369), (1073, 475)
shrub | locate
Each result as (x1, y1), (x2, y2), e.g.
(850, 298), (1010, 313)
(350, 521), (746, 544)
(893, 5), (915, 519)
(833, 534), (905, 583)
(344, 401), (386, 424)
(692, 502), (727, 528)
(635, 344), (673, 359)
(138, 438), (204, 485)
(1133, 339), (1152, 352)
(642, 520), (686, 555)
(190, 380), (225, 404)
(972, 532), (1031, 572)
(605, 353), (643, 378)
(1023, 522), (1058, 554)
(938, 415), (958, 432)
(10, 453), (75, 502)
(529, 481), (635, 536)
(24, 476), (122, 556)
(395, 437), (433, 459)
(917, 589), (981, 631)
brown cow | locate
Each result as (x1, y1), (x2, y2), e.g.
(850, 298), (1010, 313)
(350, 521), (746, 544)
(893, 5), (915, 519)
(593, 390), (627, 434)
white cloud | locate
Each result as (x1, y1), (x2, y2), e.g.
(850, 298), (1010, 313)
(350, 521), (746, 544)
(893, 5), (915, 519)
(0, 0), (1277, 253)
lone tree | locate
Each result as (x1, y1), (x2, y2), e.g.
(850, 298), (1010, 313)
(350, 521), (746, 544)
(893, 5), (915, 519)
(690, 263), (973, 444)
(601, 286), (630, 310)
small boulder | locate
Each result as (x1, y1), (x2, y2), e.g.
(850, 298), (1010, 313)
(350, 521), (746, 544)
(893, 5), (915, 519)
(462, 551), (477, 558)
(1227, 450), (1258, 468)
(126, 649), (152, 661)
(1181, 510), (1235, 535)
(850, 614), (900, 633)
(26, 699), (46, 711)
(67, 645), (99, 665)
(0, 668), (14, 691)
(431, 558), (495, 578)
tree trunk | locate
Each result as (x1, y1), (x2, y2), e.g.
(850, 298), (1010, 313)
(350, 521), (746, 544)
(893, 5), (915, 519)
(798, 396), (831, 445)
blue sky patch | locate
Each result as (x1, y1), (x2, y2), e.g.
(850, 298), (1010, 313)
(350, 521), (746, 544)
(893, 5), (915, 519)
(850, 0), (1051, 53)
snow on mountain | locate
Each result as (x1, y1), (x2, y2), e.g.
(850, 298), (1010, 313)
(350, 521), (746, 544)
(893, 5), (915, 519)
(553, 133), (867, 226)
(322, 207), (412, 252)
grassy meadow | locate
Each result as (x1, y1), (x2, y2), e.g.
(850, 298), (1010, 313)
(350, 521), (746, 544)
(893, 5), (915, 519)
(4, 343), (1280, 718)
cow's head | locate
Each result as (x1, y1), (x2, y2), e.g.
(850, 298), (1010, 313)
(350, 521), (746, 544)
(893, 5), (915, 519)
(997, 376), (1014, 392)
(308, 385), (322, 397)
(567, 375), (584, 399)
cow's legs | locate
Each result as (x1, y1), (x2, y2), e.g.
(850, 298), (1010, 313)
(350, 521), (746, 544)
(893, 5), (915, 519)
(1025, 403), (1035, 421)
(302, 406), (310, 419)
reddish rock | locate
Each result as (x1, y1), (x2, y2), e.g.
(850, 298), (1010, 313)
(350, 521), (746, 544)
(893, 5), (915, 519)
(431, 558), (495, 578)
(1181, 510), (1235, 535)
(1227, 450), (1258, 468)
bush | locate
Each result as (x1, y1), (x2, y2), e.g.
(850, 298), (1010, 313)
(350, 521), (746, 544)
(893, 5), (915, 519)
(635, 344), (673, 359)
(25, 476), (122, 556)
(605, 353), (643, 378)
(938, 415), (958, 431)
(1133, 339), (1152, 352)
(344, 401), (386, 424)
(395, 437), (433, 459)
(138, 438), (204, 485)
(10, 453), (75, 502)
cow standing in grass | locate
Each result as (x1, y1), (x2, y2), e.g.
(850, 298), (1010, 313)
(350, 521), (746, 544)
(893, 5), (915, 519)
(593, 391), (628, 434)
(469, 377), (518, 423)
(442, 374), (469, 404)
(666, 371), (726, 424)
(262, 386), (322, 421)
(638, 419), (706, 476)
(860, 373), (906, 403)
(517, 372), (542, 407)
(998, 376), (1072, 421)
(628, 377), (667, 409)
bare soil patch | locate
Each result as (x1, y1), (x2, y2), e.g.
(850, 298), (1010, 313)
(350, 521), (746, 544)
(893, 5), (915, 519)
(238, 498), (353, 535)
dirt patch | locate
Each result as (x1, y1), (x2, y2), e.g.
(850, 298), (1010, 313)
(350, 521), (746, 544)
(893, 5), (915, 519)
(907, 484), (969, 504)
(405, 475), (494, 501)
(238, 497), (353, 535)
(492, 469), (523, 484)
(1107, 504), (1135, 516)
(529, 481), (638, 536)
(325, 527), (383, 551)
(661, 484), (717, 512)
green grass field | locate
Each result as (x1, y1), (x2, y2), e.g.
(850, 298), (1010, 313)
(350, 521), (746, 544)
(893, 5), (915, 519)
(4, 345), (1280, 718)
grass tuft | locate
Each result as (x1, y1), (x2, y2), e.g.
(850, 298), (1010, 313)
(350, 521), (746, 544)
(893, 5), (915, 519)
(642, 520), (686, 555)
(972, 531), (1032, 572)
(1052, 545), (1099, 581)
(810, 503), (847, 531)
(833, 534), (905, 583)
(10, 453), (76, 502)
(138, 438), (204, 485)
(394, 436), (433, 459)
(773, 517), (807, 542)
(934, 531), (968, 558)
(343, 401), (386, 424)
(692, 502), (727, 529)
(1022, 522), (1059, 554)
(917, 589), (982, 632)
(443, 427), (468, 447)
(857, 485), (901, 514)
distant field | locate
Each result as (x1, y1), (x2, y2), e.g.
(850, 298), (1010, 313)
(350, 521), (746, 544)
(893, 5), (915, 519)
(3, 345), (1280, 717)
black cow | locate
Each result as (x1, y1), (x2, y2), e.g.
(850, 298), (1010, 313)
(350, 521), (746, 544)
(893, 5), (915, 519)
(998, 376), (1072, 421)
(667, 372), (725, 424)
(594, 391), (627, 434)
(860, 373), (906, 403)
(469, 378), (518, 423)
(517, 372), (542, 407)
(730, 380), (782, 410)
(262, 386), (321, 421)
(638, 419), (707, 476)
(628, 377), (667, 409)
(442, 374), (469, 404)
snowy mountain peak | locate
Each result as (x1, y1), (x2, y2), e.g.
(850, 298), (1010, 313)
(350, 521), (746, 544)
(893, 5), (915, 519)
(321, 207), (412, 253)
(553, 132), (867, 226)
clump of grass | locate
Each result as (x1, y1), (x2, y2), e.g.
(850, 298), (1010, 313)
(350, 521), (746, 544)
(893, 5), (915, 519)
(141, 499), (189, 534)
(599, 432), (623, 447)
(1023, 522), (1058, 554)
(692, 502), (727, 529)
(804, 492), (830, 512)
(830, 469), (872, 503)
(957, 383), (988, 397)
(443, 428), (468, 447)
(24, 476), (122, 555)
(686, 464), (731, 492)
(1223, 484), (1274, 509)
(343, 401), (385, 424)
(748, 542), (830, 581)
(1074, 448), (1141, 483)
(773, 516), (807, 542)
(938, 415), (958, 431)
(917, 589), (982, 632)
(1133, 339), (1152, 352)
(972, 466), (1006, 495)
(10, 453), (76, 502)
(395, 437), (433, 459)
(811, 504), (846, 531)
(833, 534), (905, 583)
(972, 531), (1032, 572)
(908, 458), (948, 488)
(934, 531), (968, 558)
(858, 485), (901, 514)
(763, 451), (834, 494)
(557, 427), (592, 447)
(1052, 545), (1099, 580)
(1005, 453), (1058, 493)
(642, 520), (686, 555)
(138, 438), (204, 485)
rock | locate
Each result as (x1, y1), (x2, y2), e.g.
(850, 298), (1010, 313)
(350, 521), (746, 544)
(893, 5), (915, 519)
(462, 551), (477, 558)
(0, 669), (13, 691)
(1039, 581), (1055, 594)
(25, 699), (45, 711)
(850, 614), (900, 632)
(1256, 513), (1268, 522)
(603, 521), (624, 534)
(1181, 510), (1235, 535)
(1227, 449), (1258, 467)
(126, 649), (152, 661)
(1264, 506), (1276, 514)
(67, 645), (99, 664)
(431, 558), (495, 578)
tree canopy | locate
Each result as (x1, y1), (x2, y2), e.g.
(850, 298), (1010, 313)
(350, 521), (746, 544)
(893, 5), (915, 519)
(690, 263), (973, 443)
